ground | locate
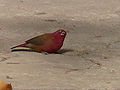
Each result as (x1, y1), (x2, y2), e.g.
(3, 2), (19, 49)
(0, 0), (120, 90)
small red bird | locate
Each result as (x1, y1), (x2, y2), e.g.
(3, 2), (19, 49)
(11, 29), (67, 53)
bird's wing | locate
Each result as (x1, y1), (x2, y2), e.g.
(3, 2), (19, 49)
(26, 33), (52, 46)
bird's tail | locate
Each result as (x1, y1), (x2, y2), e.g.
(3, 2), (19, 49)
(11, 43), (28, 49)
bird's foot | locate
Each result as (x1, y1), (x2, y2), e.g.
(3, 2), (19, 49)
(41, 51), (48, 55)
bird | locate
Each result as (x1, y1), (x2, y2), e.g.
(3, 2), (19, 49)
(11, 29), (67, 53)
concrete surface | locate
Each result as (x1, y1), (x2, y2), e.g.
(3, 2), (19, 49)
(0, 0), (120, 90)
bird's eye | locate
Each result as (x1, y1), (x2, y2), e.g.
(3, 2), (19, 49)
(60, 31), (65, 36)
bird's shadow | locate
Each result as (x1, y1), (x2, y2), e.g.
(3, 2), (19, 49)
(11, 49), (37, 52)
(56, 49), (74, 54)
(11, 48), (74, 54)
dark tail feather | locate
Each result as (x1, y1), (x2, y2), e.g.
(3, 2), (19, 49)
(11, 43), (28, 49)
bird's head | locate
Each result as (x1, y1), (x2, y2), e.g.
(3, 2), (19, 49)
(53, 29), (67, 37)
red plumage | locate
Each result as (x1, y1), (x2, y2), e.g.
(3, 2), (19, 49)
(11, 29), (67, 53)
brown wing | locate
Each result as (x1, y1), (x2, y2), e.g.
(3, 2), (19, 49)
(26, 33), (51, 46)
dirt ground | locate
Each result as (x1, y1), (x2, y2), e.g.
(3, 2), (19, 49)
(0, 0), (120, 90)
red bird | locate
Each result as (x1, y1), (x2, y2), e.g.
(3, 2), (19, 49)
(11, 29), (67, 53)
